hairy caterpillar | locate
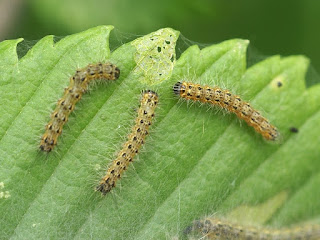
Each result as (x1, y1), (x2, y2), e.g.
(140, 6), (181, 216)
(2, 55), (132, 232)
(173, 81), (279, 141)
(40, 62), (120, 152)
(185, 218), (320, 240)
(96, 90), (159, 195)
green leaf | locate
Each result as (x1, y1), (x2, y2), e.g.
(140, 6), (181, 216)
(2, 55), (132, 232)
(0, 26), (319, 240)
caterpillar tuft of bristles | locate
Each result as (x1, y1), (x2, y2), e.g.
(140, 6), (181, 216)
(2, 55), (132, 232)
(173, 81), (279, 141)
(96, 90), (158, 195)
(40, 62), (120, 152)
(185, 218), (320, 240)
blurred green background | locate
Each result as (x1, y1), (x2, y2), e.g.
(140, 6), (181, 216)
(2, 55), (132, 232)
(1, 0), (320, 76)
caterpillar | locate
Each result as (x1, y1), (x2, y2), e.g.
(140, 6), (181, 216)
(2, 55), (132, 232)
(39, 62), (120, 152)
(173, 81), (279, 141)
(96, 90), (159, 195)
(185, 218), (320, 240)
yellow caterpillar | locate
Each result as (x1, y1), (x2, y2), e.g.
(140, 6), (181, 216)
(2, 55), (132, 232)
(173, 81), (279, 141)
(96, 90), (158, 195)
(40, 62), (120, 152)
(185, 218), (320, 240)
